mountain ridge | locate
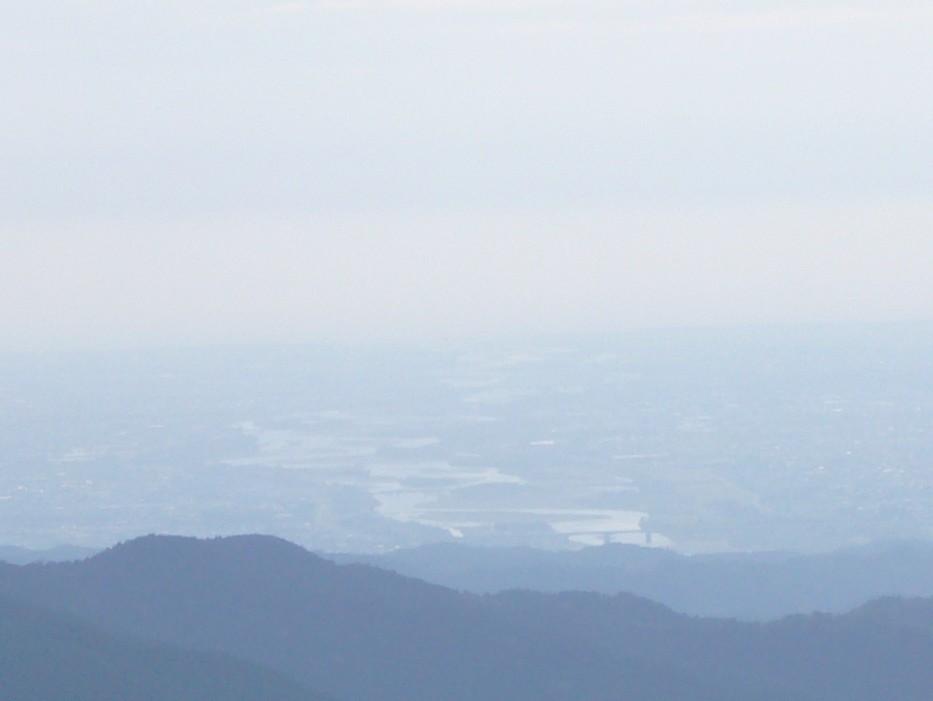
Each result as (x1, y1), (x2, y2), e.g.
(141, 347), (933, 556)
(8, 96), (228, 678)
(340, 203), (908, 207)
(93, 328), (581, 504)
(329, 538), (933, 619)
(4, 533), (933, 700)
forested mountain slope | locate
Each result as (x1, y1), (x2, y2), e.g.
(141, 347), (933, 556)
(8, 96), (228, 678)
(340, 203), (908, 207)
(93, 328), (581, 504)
(0, 592), (328, 701)
(3, 534), (933, 701)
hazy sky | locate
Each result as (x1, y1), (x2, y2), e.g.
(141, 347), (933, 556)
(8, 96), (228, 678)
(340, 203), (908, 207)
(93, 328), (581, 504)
(2, 1), (932, 350)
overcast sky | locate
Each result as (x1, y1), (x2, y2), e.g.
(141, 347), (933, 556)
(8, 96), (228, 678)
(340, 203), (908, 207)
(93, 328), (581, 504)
(2, 0), (932, 351)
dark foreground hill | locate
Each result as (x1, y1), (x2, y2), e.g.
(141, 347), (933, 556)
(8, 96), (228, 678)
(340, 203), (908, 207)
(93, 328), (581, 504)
(332, 540), (933, 619)
(0, 592), (327, 701)
(3, 534), (933, 700)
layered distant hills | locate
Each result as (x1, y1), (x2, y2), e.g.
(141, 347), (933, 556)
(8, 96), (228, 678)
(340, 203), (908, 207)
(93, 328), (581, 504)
(0, 544), (99, 565)
(332, 540), (933, 619)
(3, 534), (933, 700)
(8, 538), (933, 620)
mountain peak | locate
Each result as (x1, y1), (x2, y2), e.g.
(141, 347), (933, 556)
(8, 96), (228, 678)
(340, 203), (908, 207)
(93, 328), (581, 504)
(94, 533), (325, 569)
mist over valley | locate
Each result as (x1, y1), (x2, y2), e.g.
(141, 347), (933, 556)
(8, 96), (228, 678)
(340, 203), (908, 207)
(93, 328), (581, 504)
(2, 323), (930, 556)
